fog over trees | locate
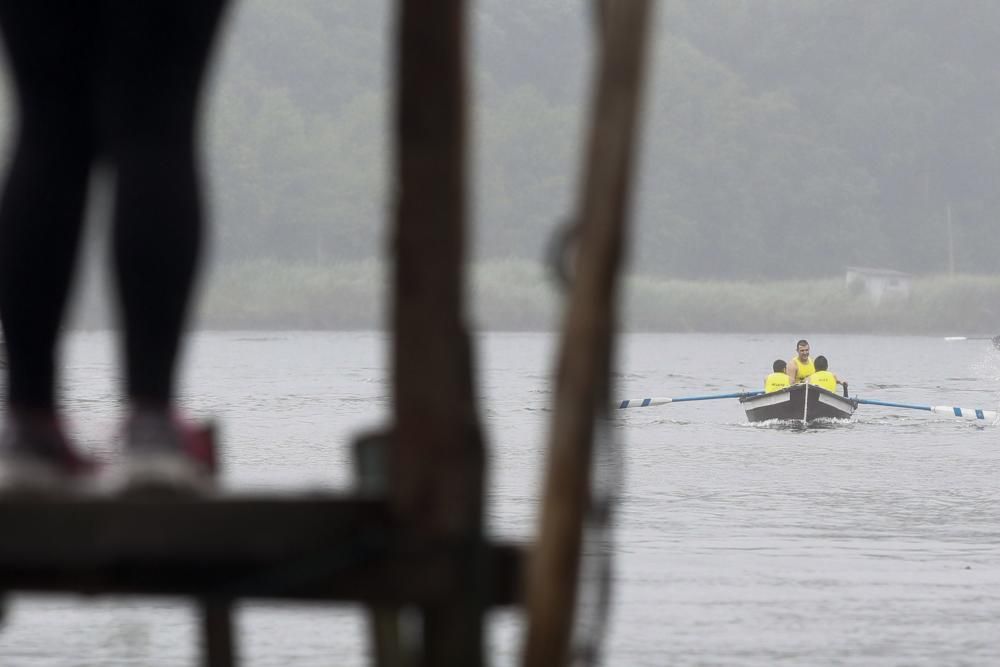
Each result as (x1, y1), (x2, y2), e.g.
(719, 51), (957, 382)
(4, 1), (999, 283)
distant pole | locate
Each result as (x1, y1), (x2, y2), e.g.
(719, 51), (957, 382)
(947, 204), (955, 276)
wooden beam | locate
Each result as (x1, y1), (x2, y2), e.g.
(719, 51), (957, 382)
(391, 2), (486, 663)
(202, 598), (236, 667)
(391, 0), (482, 542)
(0, 496), (522, 606)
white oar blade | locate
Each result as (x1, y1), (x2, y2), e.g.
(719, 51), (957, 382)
(928, 405), (998, 421)
(618, 397), (674, 409)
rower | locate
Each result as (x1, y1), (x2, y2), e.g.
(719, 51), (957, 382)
(807, 355), (847, 394)
(787, 339), (815, 384)
(764, 359), (790, 393)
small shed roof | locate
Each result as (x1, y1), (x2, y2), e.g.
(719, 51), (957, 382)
(844, 266), (912, 278)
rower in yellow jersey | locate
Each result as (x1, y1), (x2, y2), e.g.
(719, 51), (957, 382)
(764, 359), (791, 393)
(807, 355), (847, 393)
(787, 339), (815, 384)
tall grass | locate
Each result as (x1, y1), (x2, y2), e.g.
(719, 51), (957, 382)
(200, 258), (387, 329)
(624, 274), (1000, 333)
(73, 258), (1000, 333)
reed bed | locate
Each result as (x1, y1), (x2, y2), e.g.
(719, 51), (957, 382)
(73, 258), (1000, 334)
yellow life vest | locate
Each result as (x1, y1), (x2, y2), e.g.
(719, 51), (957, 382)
(790, 356), (815, 382)
(808, 370), (837, 392)
(764, 372), (790, 393)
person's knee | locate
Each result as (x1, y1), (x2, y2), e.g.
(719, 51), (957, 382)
(99, 110), (195, 165)
(16, 111), (93, 168)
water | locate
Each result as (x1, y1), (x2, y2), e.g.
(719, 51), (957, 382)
(1, 331), (999, 666)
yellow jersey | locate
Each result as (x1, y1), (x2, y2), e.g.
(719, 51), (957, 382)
(808, 370), (837, 392)
(789, 356), (815, 382)
(764, 372), (790, 393)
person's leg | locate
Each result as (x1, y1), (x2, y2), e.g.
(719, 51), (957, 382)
(0, 3), (96, 412)
(94, 2), (228, 490)
(96, 1), (228, 408)
(0, 3), (98, 485)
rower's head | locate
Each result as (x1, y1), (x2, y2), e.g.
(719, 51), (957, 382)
(814, 355), (828, 371)
(773, 359), (786, 373)
(796, 339), (810, 360)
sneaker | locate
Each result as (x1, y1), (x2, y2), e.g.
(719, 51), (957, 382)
(117, 409), (217, 495)
(0, 414), (95, 494)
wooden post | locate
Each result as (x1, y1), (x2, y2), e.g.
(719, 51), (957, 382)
(201, 598), (235, 667)
(390, 1), (485, 665)
(522, 2), (652, 666)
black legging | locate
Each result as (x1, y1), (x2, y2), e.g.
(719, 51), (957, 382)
(0, 1), (228, 409)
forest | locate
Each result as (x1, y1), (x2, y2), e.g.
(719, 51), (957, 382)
(201, 0), (1000, 279)
(1, 1), (999, 330)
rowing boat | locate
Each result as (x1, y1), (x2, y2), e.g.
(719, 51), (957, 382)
(618, 383), (994, 424)
(739, 382), (857, 422)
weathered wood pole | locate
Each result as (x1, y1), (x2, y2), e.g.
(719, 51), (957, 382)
(522, 2), (652, 666)
(202, 598), (235, 667)
(390, 1), (485, 666)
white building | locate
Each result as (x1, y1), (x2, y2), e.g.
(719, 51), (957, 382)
(845, 266), (912, 304)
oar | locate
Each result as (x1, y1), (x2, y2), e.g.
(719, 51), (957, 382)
(943, 336), (1000, 350)
(618, 391), (762, 409)
(856, 397), (997, 421)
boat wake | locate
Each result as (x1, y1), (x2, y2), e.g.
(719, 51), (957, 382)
(743, 416), (853, 430)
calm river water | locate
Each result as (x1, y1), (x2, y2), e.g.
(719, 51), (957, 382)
(1, 331), (998, 666)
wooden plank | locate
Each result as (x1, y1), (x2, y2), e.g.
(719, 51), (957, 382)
(0, 495), (387, 565)
(0, 496), (523, 606)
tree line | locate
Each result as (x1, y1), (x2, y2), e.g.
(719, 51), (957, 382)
(1, 0), (998, 281)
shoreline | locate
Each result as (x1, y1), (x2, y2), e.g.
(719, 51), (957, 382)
(69, 259), (1000, 335)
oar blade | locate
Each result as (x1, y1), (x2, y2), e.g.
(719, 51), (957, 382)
(858, 397), (997, 422)
(943, 335), (1000, 345)
(929, 405), (998, 421)
(618, 397), (673, 409)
